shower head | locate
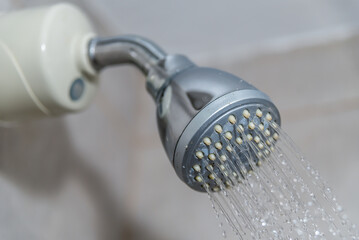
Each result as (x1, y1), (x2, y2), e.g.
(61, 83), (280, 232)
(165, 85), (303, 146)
(0, 3), (281, 192)
(89, 35), (281, 192)
(156, 63), (282, 192)
(159, 67), (281, 192)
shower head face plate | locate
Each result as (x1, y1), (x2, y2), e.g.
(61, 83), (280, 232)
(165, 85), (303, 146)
(174, 90), (281, 192)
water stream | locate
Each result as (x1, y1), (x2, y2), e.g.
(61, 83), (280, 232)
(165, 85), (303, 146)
(202, 123), (359, 240)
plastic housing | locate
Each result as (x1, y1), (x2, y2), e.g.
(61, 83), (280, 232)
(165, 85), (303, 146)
(0, 3), (98, 121)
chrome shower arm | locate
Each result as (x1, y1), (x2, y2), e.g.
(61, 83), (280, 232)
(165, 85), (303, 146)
(88, 35), (167, 74)
(88, 35), (195, 100)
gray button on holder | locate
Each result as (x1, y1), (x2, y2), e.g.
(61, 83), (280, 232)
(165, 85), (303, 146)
(70, 78), (85, 101)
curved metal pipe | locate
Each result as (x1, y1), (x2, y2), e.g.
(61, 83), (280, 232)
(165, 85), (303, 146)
(88, 35), (195, 100)
(88, 35), (167, 74)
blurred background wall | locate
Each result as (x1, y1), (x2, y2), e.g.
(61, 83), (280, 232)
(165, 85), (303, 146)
(1, 0), (359, 239)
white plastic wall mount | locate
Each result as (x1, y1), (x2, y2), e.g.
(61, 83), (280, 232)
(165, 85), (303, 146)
(0, 3), (98, 121)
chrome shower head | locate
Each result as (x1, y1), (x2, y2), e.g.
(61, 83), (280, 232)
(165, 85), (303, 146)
(162, 69), (281, 192)
(89, 35), (281, 192)
(156, 65), (281, 192)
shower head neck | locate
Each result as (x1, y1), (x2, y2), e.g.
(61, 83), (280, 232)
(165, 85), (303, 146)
(88, 35), (167, 74)
(88, 35), (195, 100)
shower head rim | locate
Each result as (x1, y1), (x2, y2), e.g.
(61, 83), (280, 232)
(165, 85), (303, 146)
(173, 89), (280, 189)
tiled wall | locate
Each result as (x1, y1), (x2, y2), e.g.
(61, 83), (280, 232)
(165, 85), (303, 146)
(1, 1), (359, 239)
